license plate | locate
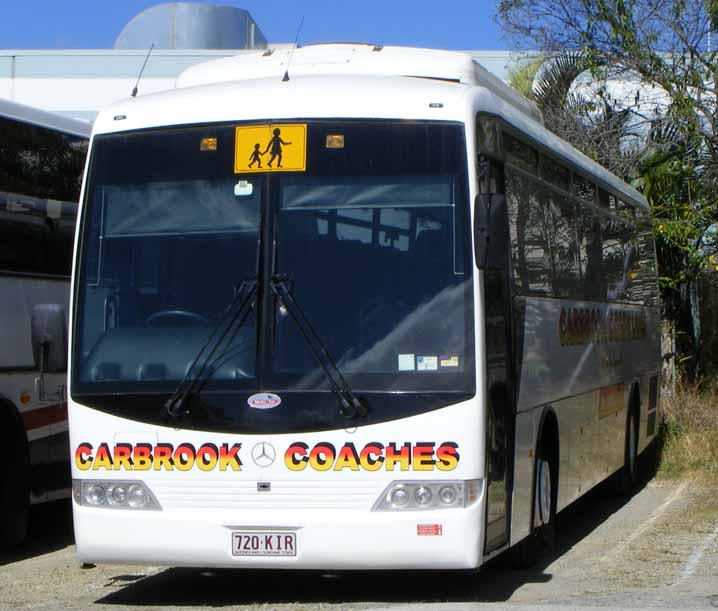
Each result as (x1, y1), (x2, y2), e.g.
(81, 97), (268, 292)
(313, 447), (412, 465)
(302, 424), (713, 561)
(231, 532), (297, 557)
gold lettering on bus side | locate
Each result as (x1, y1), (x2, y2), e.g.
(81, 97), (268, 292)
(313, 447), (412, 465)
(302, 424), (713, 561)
(196, 443), (219, 472)
(112, 443), (134, 470)
(385, 442), (411, 471)
(359, 443), (385, 472)
(153, 443), (174, 471)
(285, 442), (309, 471)
(436, 442), (460, 471)
(75, 443), (93, 471)
(133, 444), (153, 470)
(92, 443), (113, 470)
(412, 442), (436, 471)
(173, 443), (196, 472)
(219, 443), (242, 471)
(333, 443), (361, 471)
(309, 443), (335, 472)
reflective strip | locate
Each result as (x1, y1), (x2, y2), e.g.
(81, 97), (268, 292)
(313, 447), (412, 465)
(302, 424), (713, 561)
(22, 402), (67, 431)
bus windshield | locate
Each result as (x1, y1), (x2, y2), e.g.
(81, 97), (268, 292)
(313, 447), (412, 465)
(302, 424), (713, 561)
(72, 120), (475, 432)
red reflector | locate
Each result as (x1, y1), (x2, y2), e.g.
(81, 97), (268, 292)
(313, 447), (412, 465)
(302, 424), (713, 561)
(417, 524), (442, 536)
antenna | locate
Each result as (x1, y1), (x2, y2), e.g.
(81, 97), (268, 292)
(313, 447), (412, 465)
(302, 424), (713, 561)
(131, 43), (155, 98)
(282, 17), (304, 82)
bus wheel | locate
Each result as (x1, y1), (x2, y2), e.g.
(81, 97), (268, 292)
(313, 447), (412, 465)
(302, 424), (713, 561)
(512, 437), (556, 568)
(0, 426), (29, 549)
(616, 406), (639, 496)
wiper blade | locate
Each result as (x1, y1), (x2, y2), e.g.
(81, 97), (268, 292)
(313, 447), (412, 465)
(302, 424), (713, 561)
(161, 278), (257, 423)
(271, 274), (367, 420)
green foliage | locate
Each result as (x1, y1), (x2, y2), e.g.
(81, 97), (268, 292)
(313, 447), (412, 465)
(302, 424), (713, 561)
(507, 57), (545, 98)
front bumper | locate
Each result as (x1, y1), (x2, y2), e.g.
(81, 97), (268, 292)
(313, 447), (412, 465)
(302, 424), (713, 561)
(73, 503), (483, 569)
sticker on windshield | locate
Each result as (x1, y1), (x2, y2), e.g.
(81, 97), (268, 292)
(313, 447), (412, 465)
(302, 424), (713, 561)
(234, 124), (307, 174)
(248, 393), (282, 410)
(398, 353), (415, 371)
(417, 356), (438, 371)
(440, 355), (459, 368)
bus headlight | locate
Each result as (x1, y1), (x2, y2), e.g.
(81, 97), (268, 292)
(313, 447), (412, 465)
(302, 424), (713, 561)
(72, 479), (162, 511)
(372, 480), (482, 511)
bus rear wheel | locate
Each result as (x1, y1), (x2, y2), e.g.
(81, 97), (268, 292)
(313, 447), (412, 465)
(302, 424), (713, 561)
(615, 406), (639, 497)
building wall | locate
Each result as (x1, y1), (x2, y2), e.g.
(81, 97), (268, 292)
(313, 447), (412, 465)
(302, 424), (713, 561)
(0, 49), (529, 123)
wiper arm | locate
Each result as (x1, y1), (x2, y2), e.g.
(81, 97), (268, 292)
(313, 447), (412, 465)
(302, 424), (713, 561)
(271, 274), (367, 420)
(161, 278), (257, 423)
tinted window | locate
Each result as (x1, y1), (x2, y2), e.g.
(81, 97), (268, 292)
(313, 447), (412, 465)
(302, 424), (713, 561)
(506, 167), (580, 297)
(507, 169), (551, 294)
(600, 211), (635, 302)
(0, 116), (86, 275)
(541, 156), (570, 191)
(576, 203), (605, 300)
(0, 116), (87, 202)
(572, 174), (595, 203)
(73, 121), (474, 432)
(504, 132), (539, 173)
(504, 142), (655, 305)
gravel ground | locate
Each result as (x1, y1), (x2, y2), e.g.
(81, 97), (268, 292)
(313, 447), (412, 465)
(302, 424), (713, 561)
(1, 477), (716, 610)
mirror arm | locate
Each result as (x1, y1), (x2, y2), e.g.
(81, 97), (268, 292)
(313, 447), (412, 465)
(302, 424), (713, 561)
(34, 340), (64, 403)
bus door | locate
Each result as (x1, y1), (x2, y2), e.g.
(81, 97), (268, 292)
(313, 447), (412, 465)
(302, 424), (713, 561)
(479, 157), (515, 553)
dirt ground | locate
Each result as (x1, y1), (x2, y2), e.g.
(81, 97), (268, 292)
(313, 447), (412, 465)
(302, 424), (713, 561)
(1, 476), (717, 611)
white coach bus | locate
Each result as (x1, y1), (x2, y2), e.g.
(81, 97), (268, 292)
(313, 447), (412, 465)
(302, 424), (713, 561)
(69, 45), (661, 568)
(0, 99), (89, 546)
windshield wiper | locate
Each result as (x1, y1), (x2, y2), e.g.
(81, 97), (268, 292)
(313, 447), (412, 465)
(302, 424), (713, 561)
(271, 274), (368, 420)
(161, 278), (257, 423)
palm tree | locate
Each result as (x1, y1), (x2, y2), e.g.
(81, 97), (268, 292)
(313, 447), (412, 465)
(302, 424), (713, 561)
(509, 52), (637, 179)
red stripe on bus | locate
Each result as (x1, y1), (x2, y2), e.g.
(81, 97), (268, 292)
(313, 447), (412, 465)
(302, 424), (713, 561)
(22, 403), (68, 431)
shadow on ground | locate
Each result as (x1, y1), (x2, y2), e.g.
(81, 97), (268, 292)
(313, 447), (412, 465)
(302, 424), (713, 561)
(0, 499), (74, 566)
(96, 447), (662, 608)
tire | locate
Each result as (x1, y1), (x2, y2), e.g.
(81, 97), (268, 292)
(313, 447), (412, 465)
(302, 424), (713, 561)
(615, 407), (639, 496)
(512, 437), (556, 568)
(0, 428), (30, 549)
(535, 455), (556, 549)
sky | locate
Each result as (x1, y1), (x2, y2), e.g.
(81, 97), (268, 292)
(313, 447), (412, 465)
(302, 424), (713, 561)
(0, 0), (511, 50)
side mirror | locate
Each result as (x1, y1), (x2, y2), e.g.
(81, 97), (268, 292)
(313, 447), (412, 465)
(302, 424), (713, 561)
(474, 193), (508, 270)
(31, 304), (67, 373)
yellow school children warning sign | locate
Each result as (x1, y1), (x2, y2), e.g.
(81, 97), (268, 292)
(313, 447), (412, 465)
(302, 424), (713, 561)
(234, 124), (307, 173)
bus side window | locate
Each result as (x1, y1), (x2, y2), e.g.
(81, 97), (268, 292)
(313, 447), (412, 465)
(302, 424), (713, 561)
(546, 192), (580, 298)
(636, 209), (660, 307)
(0, 195), (48, 274)
(505, 166), (580, 298)
(506, 168), (551, 295)
(599, 190), (635, 302)
(577, 202), (605, 301)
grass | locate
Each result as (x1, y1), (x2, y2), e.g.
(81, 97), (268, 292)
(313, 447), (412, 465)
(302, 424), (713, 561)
(658, 381), (718, 482)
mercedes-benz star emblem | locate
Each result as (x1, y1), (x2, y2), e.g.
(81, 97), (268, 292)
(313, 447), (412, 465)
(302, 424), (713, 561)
(251, 442), (276, 468)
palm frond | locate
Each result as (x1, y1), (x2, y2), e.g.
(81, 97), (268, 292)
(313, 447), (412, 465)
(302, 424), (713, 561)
(533, 51), (592, 111)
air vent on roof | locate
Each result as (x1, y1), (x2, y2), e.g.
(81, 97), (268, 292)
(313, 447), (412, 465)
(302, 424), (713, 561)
(114, 2), (268, 50)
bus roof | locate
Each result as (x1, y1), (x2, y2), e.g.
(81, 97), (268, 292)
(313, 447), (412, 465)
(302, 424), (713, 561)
(93, 73), (476, 134)
(0, 98), (91, 138)
(176, 44), (543, 124)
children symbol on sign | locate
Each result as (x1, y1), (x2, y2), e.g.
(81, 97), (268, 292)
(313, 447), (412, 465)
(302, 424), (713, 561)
(248, 143), (263, 168)
(264, 128), (292, 168)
